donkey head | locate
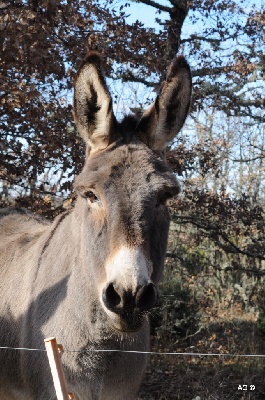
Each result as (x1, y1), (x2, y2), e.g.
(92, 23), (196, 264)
(73, 52), (191, 332)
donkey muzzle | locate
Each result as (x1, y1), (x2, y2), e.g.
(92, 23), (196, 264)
(101, 281), (157, 331)
(102, 246), (157, 330)
(102, 281), (157, 315)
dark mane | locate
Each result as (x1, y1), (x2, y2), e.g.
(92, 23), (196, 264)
(119, 114), (140, 143)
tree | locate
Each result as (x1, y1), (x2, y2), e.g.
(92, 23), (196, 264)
(1, 0), (264, 273)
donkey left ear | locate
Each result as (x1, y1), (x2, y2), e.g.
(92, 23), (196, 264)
(74, 52), (118, 155)
(136, 56), (192, 152)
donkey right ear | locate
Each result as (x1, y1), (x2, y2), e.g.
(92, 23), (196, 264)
(136, 56), (192, 152)
(74, 52), (118, 155)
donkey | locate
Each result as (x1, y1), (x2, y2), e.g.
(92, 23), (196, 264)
(0, 51), (191, 399)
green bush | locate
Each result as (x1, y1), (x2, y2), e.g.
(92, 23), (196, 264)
(150, 273), (199, 347)
(257, 314), (265, 334)
(257, 287), (265, 334)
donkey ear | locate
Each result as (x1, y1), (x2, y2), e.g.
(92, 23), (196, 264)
(136, 56), (192, 151)
(74, 51), (118, 155)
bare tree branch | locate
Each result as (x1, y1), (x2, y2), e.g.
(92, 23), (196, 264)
(135, 0), (171, 13)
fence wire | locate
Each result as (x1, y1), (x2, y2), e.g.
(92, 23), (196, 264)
(0, 345), (265, 358)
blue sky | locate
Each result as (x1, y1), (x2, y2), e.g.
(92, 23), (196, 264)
(124, 1), (169, 29)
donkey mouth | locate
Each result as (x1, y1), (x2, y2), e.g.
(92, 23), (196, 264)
(107, 308), (146, 333)
(116, 312), (145, 332)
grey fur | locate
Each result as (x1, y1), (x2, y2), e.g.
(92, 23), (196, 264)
(0, 52), (191, 400)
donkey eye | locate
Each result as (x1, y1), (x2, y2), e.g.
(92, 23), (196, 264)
(156, 192), (173, 207)
(84, 191), (99, 203)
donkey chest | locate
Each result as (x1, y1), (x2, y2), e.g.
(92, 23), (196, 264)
(67, 348), (148, 400)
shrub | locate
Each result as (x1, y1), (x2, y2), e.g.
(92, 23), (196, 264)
(150, 272), (199, 347)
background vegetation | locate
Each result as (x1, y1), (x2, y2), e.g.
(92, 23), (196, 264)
(1, 0), (265, 398)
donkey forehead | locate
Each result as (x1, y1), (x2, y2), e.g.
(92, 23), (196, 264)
(75, 141), (179, 192)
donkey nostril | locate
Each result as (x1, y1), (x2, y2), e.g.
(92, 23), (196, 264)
(103, 283), (121, 311)
(136, 283), (157, 312)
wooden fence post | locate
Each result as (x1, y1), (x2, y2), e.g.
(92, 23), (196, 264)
(44, 337), (74, 400)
